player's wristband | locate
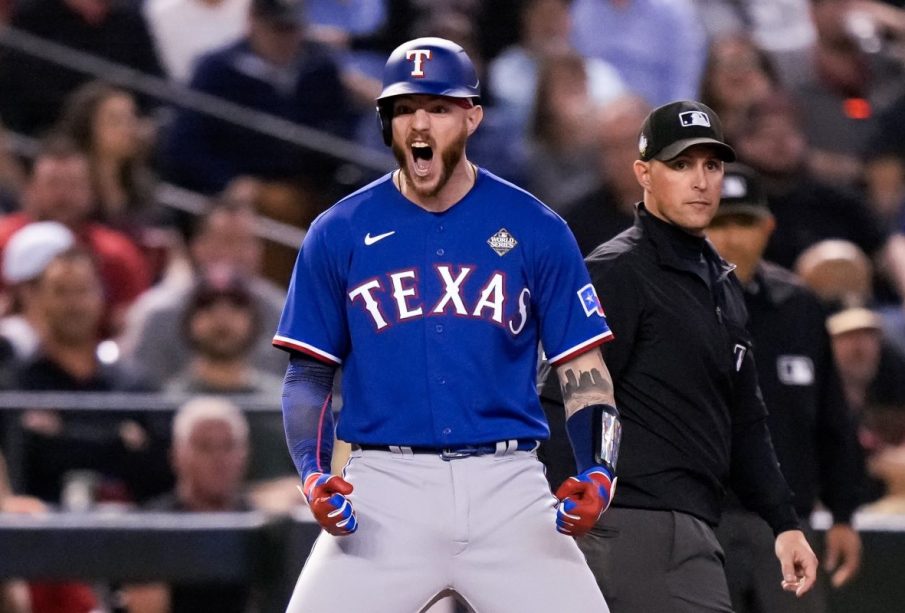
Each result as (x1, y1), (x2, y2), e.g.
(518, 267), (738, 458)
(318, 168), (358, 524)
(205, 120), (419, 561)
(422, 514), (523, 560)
(566, 403), (621, 474)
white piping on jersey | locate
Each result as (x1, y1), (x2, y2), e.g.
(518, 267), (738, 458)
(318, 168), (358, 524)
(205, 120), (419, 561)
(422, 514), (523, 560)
(273, 335), (343, 365)
(546, 330), (614, 366)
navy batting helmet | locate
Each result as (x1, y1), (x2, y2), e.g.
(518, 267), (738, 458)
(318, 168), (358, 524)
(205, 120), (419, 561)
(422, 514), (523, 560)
(376, 37), (481, 146)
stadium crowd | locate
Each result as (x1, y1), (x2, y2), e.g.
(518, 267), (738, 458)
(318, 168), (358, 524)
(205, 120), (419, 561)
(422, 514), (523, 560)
(1, 0), (905, 611)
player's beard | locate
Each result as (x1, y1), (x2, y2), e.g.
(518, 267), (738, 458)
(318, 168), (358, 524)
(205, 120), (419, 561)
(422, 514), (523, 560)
(393, 126), (468, 200)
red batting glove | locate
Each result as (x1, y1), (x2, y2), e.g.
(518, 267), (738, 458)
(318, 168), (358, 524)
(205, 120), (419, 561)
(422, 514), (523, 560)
(555, 465), (616, 537)
(301, 472), (358, 536)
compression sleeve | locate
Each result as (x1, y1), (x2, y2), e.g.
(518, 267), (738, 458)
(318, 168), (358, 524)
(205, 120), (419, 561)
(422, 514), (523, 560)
(282, 353), (338, 480)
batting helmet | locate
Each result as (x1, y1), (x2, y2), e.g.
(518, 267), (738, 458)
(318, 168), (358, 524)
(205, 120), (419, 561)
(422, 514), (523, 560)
(376, 37), (481, 146)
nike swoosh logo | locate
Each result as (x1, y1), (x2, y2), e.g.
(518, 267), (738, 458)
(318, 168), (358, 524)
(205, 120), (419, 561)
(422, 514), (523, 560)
(364, 231), (396, 246)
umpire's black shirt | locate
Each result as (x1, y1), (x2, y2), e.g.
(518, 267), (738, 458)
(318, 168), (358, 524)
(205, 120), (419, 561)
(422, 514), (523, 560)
(740, 261), (862, 522)
(540, 204), (799, 533)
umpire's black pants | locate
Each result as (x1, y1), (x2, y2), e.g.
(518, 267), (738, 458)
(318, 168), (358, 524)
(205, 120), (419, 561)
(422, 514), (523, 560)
(577, 507), (734, 613)
(716, 510), (827, 613)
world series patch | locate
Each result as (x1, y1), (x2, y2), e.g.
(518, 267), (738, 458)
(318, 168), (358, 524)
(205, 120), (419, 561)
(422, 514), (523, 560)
(488, 228), (517, 256)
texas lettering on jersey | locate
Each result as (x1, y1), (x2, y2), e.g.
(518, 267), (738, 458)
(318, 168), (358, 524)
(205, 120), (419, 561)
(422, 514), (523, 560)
(348, 264), (532, 335)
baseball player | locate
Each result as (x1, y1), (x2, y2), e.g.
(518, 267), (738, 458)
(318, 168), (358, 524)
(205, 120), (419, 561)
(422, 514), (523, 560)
(273, 37), (620, 612)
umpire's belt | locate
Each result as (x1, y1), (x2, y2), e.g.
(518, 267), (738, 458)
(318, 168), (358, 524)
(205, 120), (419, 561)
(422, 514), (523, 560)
(356, 439), (538, 460)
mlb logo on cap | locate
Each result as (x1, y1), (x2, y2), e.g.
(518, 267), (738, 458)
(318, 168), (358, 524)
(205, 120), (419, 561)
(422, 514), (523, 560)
(637, 100), (735, 162)
(679, 111), (711, 128)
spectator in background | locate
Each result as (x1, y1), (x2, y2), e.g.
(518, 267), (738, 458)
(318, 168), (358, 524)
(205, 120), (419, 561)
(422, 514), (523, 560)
(790, 0), (905, 191)
(14, 247), (170, 505)
(164, 269), (292, 483)
(301, 0), (388, 113)
(825, 303), (905, 507)
(487, 0), (625, 137)
(826, 306), (905, 419)
(0, 138), (152, 336)
(54, 81), (176, 283)
(794, 239), (905, 427)
(569, 0), (708, 107)
(561, 95), (649, 255)
(161, 0), (354, 206)
(700, 34), (779, 137)
(0, 221), (76, 363)
(698, 0), (818, 90)
(794, 239), (875, 308)
(123, 396), (259, 613)
(521, 51), (605, 211)
(731, 93), (905, 305)
(0, 0), (163, 136)
(119, 200), (286, 386)
(707, 164), (863, 613)
(796, 238), (905, 380)
(165, 269), (281, 397)
(143, 0), (251, 83)
(54, 81), (165, 234)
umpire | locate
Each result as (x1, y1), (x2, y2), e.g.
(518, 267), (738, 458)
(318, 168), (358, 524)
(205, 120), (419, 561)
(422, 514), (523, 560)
(707, 164), (864, 613)
(539, 101), (817, 612)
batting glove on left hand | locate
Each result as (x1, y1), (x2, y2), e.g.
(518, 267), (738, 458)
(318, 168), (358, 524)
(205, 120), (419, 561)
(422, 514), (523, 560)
(301, 472), (358, 536)
(555, 465), (616, 537)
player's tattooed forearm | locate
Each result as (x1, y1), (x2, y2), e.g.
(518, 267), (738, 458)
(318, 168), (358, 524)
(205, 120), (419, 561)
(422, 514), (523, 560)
(559, 367), (614, 414)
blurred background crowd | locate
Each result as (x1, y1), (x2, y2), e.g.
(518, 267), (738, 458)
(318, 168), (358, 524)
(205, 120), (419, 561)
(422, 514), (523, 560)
(1, 0), (905, 611)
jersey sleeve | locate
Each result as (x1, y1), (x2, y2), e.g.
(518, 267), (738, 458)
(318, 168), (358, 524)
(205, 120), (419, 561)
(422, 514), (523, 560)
(534, 217), (613, 366)
(273, 215), (351, 364)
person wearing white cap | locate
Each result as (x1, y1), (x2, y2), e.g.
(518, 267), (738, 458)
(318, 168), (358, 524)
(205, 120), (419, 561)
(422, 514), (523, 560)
(0, 221), (76, 360)
(0, 138), (152, 336)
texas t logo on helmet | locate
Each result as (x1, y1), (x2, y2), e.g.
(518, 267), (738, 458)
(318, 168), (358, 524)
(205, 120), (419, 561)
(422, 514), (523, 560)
(405, 49), (432, 77)
(375, 37), (482, 146)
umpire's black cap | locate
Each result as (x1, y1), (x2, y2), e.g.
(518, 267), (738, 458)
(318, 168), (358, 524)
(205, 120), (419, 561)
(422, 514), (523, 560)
(715, 163), (772, 220)
(638, 100), (736, 162)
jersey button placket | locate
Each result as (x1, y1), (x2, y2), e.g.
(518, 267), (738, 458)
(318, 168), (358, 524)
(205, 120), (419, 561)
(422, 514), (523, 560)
(430, 219), (451, 443)
(432, 221), (448, 375)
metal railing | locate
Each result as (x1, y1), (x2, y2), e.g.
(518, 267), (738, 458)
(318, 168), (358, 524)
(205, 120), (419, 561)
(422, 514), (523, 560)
(4, 93), (309, 249)
(0, 25), (395, 173)
(0, 24), (401, 249)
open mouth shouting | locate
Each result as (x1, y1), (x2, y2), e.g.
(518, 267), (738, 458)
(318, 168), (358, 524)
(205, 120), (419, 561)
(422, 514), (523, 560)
(411, 141), (434, 178)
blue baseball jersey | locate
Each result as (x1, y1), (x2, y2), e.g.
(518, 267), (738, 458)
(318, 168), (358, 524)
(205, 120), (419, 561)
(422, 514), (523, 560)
(274, 168), (612, 447)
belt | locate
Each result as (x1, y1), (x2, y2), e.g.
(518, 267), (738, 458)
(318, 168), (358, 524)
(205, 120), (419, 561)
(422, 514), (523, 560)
(356, 439), (539, 460)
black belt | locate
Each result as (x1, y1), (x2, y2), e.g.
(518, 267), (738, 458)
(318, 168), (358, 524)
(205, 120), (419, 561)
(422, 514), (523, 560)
(357, 439), (538, 460)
